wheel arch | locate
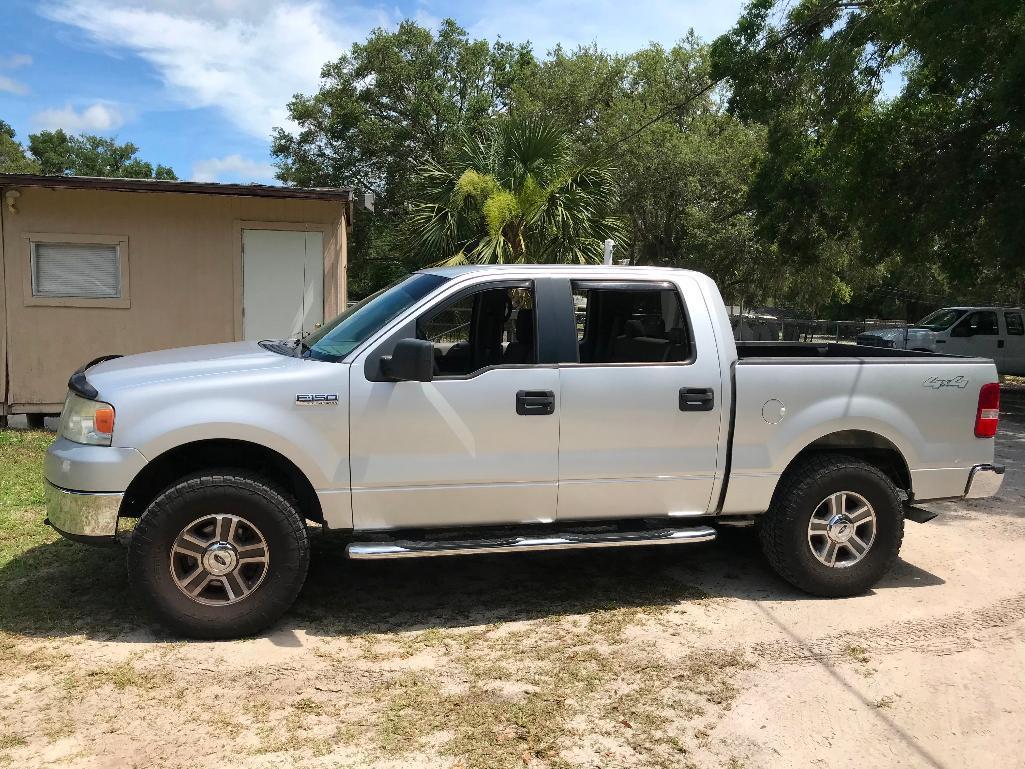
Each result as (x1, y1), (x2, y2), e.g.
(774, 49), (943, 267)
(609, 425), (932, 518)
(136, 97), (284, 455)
(119, 438), (324, 524)
(779, 429), (912, 500)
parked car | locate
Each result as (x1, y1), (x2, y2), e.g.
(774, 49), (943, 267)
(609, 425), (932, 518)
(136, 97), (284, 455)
(858, 306), (1025, 375)
(44, 266), (1004, 638)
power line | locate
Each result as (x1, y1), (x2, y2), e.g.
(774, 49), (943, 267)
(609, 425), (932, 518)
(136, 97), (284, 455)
(588, 0), (858, 163)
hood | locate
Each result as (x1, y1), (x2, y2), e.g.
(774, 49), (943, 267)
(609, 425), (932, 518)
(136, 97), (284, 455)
(85, 341), (294, 395)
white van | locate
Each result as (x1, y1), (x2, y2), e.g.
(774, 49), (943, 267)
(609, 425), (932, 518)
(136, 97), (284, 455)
(858, 307), (1025, 375)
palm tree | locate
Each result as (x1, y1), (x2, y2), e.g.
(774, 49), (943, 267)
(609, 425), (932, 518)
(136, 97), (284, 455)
(403, 116), (625, 265)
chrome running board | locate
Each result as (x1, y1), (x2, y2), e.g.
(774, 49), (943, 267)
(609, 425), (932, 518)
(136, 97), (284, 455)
(346, 526), (717, 560)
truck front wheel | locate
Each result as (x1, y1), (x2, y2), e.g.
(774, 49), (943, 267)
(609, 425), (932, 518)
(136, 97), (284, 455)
(760, 454), (905, 597)
(128, 471), (310, 639)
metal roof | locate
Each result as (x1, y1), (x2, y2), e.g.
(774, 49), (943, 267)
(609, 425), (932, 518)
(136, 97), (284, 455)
(0, 173), (354, 202)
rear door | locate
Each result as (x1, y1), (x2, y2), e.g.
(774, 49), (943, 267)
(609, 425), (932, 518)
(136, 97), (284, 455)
(1002, 310), (1025, 375)
(555, 277), (726, 521)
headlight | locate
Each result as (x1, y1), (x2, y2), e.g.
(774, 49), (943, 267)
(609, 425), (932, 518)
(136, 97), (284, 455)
(59, 393), (116, 446)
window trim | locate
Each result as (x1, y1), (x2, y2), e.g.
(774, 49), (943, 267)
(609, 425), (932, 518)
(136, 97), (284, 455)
(364, 278), (555, 382)
(22, 233), (130, 308)
(561, 279), (697, 367)
(422, 279), (537, 381)
(951, 310), (999, 337)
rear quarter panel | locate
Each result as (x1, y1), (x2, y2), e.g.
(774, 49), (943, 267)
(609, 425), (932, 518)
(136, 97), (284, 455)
(723, 358), (998, 513)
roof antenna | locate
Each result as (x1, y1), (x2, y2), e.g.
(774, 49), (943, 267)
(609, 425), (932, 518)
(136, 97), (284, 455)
(603, 239), (614, 266)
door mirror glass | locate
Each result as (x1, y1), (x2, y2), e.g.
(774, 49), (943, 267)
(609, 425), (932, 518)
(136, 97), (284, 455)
(950, 322), (972, 338)
(381, 338), (435, 382)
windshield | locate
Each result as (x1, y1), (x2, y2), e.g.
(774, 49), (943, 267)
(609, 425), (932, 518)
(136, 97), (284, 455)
(915, 308), (969, 331)
(304, 273), (449, 361)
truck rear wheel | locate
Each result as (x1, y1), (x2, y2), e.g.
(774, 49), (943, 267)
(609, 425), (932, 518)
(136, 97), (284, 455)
(760, 454), (904, 597)
(128, 471), (310, 639)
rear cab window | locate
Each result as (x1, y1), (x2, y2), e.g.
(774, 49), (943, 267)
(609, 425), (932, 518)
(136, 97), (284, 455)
(1005, 311), (1024, 336)
(570, 281), (692, 364)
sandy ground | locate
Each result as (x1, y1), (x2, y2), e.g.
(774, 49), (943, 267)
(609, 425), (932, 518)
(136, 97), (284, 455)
(1, 416), (1023, 769)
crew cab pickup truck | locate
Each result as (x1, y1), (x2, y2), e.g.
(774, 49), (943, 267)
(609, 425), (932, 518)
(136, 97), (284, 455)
(44, 266), (1005, 638)
(857, 306), (1025, 375)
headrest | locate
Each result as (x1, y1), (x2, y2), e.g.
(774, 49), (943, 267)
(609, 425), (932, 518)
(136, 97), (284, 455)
(642, 317), (665, 337)
(624, 319), (646, 338)
(515, 308), (535, 341)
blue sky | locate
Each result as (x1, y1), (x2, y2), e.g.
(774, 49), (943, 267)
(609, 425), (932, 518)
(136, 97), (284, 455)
(1, 0), (748, 184)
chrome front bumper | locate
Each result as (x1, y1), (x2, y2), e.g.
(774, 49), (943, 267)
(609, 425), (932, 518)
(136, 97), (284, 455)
(44, 481), (122, 543)
(964, 464), (1005, 499)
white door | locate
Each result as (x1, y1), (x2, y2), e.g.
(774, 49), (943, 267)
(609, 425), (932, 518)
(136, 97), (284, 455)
(945, 310), (1001, 366)
(1001, 310), (1025, 375)
(242, 229), (323, 341)
(349, 280), (560, 530)
(556, 278), (725, 520)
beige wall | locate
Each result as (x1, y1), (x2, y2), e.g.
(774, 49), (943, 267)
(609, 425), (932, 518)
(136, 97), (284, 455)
(0, 186), (348, 410)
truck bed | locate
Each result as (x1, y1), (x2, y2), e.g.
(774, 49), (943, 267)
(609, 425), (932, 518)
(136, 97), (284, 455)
(722, 343), (996, 515)
(736, 341), (969, 361)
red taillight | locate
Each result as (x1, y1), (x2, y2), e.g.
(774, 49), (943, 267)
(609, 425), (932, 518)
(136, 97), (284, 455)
(975, 382), (1000, 438)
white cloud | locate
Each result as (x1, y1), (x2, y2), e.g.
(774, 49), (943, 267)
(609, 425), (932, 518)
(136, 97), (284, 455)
(0, 76), (30, 95)
(0, 52), (32, 94)
(192, 154), (277, 183)
(1, 53), (33, 68)
(43, 0), (390, 140)
(40, 0), (747, 143)
(32, 102), (126, 132)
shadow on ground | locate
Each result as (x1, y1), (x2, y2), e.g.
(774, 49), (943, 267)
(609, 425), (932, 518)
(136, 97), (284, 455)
(0, 526), (944, 642)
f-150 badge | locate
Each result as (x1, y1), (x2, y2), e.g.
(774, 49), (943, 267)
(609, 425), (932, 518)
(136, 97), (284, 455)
(296, 394), (339, 406)
(922, 375), (969, 390)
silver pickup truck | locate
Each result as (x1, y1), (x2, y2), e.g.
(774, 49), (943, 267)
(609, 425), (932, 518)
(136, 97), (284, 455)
(44, 266), (1004, 638)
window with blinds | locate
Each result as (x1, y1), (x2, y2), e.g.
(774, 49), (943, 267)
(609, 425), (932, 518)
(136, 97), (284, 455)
(31, 242), (121, 299)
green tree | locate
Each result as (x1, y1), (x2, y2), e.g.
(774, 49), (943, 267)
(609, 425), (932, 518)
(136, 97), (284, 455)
(404, 116), (624, 264)
(516, 38), (779, 307)
(27, 130), (176, 179)
(271, 19), (536, 294)
(0, 120), (40, 173)
(712, 0), (1025, 308)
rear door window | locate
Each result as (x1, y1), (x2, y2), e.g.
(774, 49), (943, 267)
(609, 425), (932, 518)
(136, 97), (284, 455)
(1005, 311), (1024, 336)
(571, 282), (691, 364)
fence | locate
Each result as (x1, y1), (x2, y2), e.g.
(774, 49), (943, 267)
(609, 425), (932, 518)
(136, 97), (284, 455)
(730, 315), (912, 346)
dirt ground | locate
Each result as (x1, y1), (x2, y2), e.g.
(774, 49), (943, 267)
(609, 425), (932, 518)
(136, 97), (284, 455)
(1, 417), (1023, 769)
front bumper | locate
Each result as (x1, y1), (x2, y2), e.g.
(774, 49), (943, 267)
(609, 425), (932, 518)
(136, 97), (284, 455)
(964, 464), (1005, 499)
(44, 481), (122, 543)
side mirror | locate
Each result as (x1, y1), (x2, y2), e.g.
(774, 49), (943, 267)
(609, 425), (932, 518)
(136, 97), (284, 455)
(950, 323), (972, 338)
(381, 338), (434, 382)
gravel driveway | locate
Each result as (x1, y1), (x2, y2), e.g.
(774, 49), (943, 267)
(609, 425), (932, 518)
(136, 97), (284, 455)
(1, 415), (1022, 769)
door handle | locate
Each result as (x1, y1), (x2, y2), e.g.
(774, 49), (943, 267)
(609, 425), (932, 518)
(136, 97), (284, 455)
(679, 387), (714, 412)
(516, 390), (555, 416)
(998, 339), (1005, 348)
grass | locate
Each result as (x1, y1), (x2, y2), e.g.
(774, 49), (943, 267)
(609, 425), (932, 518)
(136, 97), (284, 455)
(0, 428), (140, 636)
(0, 734), (27, 751)
(0, 426), (748, 769)
(85, 658), (169, 691)
(0, 430), (54, 565)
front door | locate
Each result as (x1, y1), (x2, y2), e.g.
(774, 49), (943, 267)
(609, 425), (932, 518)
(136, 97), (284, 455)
(556, 278), (726, 520)
(242, 229), (324, 341)
(945, 310), (1001, 366)
(349, 279), (559, 530)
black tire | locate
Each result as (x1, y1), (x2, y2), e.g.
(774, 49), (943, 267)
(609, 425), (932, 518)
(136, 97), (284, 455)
(759, 453), (904, 597)
(128, 471), (310, 639)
